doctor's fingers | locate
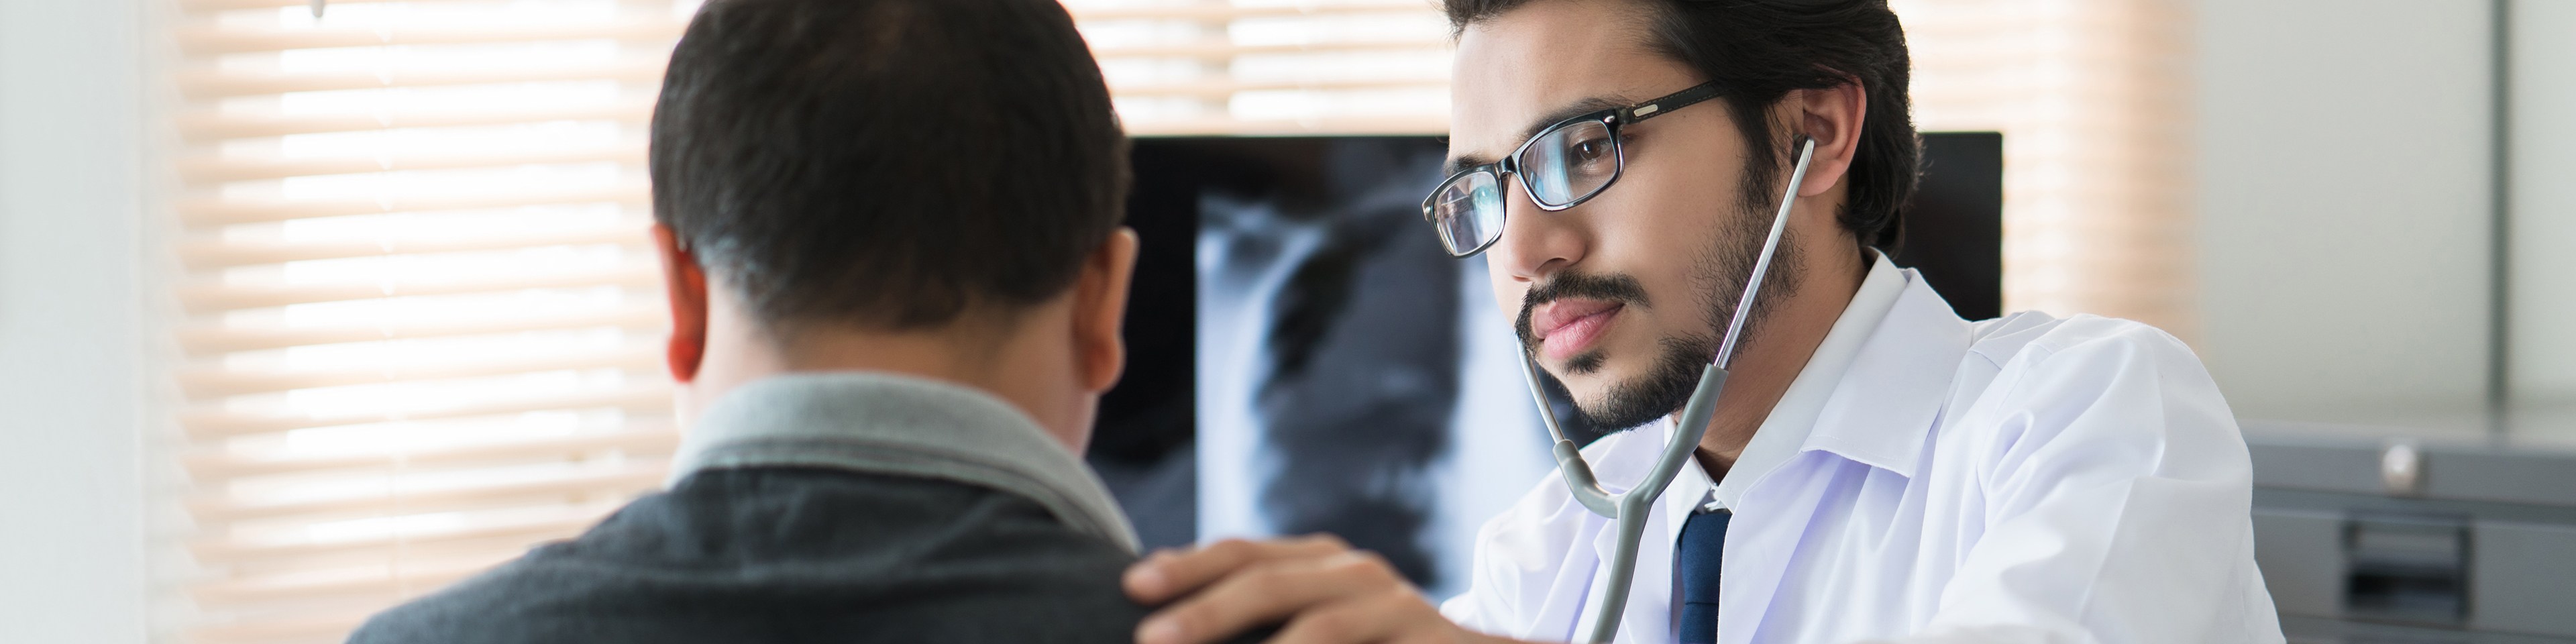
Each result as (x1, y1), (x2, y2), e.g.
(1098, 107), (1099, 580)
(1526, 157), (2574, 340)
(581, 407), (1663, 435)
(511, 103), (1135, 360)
(1265, 584), (1484, 644)
(1134, 549), (1410, 644)
(1126, 535), (1354, 604)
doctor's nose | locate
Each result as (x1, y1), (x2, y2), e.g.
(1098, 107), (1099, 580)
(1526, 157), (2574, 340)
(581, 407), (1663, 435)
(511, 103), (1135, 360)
(1489, 182), (1588, 282)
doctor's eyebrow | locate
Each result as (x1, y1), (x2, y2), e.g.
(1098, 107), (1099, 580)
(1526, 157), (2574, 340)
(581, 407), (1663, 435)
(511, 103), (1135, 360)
(1445, 154), (1495, 176)
(1443, 95), (1633, 176)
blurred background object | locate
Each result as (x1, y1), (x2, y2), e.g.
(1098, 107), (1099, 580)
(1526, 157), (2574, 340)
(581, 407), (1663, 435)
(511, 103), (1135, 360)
(5, 0), (2576, 643)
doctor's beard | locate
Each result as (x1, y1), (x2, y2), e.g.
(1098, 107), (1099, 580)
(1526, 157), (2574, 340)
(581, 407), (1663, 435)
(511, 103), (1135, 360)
(1515, 183), (1805, 432)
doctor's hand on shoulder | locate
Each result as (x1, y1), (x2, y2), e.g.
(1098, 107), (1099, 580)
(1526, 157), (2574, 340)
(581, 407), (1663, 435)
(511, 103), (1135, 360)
(1125, 535), (1534, 644)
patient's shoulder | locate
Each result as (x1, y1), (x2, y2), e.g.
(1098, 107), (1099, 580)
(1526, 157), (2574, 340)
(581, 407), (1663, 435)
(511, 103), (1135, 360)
(348, 468), (1150, 643)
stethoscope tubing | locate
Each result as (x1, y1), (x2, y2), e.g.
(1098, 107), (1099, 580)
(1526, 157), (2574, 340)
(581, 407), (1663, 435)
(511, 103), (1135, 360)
(1517, 136), (1819, 644)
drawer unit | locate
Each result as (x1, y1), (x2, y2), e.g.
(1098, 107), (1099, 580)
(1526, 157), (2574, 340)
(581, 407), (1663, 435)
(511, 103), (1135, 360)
(2246, 421), (2576, 643)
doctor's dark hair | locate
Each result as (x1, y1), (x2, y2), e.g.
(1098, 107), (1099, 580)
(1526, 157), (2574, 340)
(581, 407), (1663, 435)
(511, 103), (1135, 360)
(651, 0), (1128, 332)
(1442, 0), (1920, 250)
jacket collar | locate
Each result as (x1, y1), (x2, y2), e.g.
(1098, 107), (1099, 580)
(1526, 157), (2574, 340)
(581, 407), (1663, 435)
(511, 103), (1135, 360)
(1796, 266), (1975, 478)
(668, 372), (1141, 553)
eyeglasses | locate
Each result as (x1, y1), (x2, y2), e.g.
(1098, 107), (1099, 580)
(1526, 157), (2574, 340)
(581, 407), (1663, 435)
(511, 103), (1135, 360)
(1419, 81), (1727, 258)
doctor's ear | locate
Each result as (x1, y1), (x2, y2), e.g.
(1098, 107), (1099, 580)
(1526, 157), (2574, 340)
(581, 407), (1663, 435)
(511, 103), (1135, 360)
(1786, 83), (1867, 199)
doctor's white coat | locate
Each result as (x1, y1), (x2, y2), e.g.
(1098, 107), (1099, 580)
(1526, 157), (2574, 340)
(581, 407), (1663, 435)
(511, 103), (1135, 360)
(1439, 261), (2284, 644)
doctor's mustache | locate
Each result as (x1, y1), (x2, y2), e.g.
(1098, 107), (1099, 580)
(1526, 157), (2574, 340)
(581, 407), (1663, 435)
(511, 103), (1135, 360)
(1513, 271), (1652, 351)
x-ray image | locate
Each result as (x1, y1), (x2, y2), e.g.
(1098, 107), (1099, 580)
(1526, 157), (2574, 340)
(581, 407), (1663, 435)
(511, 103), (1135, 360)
(1091, 137), (1555, 599)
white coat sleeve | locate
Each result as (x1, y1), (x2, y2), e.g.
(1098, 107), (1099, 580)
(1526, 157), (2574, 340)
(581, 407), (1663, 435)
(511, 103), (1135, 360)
(1885, 319), (2280, 644)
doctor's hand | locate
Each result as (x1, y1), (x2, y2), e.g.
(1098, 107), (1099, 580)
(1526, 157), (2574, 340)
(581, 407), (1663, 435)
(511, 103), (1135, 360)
(1124, 535), (1513, 644)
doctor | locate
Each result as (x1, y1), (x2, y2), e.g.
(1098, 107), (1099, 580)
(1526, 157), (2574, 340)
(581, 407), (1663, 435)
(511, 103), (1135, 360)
(1124, 1), (2284, 643)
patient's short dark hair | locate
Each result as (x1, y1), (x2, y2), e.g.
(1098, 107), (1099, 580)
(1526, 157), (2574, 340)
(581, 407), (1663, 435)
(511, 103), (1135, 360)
(652, 0), (1128, 332)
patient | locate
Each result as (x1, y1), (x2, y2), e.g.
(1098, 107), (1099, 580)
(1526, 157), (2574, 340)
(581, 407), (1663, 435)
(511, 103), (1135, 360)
(346, 0), (1154, 641)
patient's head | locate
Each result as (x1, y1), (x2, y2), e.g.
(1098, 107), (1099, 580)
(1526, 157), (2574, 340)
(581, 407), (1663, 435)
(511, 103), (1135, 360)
(648, 0), (1137, 451)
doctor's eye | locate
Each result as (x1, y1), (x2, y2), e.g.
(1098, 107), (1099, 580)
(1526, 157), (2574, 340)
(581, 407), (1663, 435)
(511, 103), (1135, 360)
(1571, 138), (1612, 162)
(1546, 131), (1617, 180)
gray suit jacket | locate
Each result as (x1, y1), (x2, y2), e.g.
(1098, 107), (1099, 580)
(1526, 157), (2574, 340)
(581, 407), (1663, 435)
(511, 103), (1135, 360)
(348, 373), (1154, 643)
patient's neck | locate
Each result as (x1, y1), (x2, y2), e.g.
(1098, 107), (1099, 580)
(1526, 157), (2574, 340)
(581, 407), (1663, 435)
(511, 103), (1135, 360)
(682, 285), (1093, 453)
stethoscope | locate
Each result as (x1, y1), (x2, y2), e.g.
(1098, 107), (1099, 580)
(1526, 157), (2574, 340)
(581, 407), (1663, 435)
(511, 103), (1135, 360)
(1512, 135), (1817, 644)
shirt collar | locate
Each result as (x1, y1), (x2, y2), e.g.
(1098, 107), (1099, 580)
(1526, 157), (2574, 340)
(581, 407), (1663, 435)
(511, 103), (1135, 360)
(668, 372), (1141, 553)
(1796, 262), (1975, 479)
(1661, 250), (1913, 520)
(1717, 250), (1913, 506)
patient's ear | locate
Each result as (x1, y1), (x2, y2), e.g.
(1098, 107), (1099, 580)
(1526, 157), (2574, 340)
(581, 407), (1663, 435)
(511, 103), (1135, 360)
(653, 225), (710, 383)
(1072, 227), (1140, 393)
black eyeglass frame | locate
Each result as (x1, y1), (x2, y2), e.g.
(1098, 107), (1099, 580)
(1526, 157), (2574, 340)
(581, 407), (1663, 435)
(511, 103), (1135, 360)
(1419, 80), (1730, 258)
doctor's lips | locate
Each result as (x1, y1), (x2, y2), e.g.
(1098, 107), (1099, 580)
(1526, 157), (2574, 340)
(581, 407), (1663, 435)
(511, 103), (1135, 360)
(1516, 272), (1651, 363)
(1532, 300), (1623, 361)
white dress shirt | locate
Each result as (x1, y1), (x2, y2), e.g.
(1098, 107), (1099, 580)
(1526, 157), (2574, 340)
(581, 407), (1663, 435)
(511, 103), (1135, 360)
(1440, 257), (2284, 644)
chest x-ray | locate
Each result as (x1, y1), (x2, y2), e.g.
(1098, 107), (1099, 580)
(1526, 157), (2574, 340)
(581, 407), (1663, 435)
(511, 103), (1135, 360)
(1095, 137), (1556, 599)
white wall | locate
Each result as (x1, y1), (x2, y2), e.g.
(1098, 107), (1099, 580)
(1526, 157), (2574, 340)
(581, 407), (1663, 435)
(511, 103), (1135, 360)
(0, 0), (153, 641)
(2509, 0), (2576, 439)
(2196, 0), (2498, 432)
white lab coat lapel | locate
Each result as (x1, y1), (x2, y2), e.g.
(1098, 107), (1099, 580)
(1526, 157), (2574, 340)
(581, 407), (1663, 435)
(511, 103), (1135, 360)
(1714, 270), (1974, 644)
(1544, 509), (1611, 641)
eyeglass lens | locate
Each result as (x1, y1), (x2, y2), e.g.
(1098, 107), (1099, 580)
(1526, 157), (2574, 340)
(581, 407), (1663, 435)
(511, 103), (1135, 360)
(1426, 119), (1622, 256)
(1428, 170), (1505, 256)
(1520, 119), (1619, 207)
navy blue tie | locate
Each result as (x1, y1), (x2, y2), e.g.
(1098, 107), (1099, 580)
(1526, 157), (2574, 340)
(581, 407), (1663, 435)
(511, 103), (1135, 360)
(1676, 509), (1731, 644)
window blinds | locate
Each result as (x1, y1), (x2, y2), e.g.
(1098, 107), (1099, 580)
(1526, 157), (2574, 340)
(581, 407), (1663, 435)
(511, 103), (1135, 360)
(1893, 0), (2198, 340)
(169, 1), (682, 642)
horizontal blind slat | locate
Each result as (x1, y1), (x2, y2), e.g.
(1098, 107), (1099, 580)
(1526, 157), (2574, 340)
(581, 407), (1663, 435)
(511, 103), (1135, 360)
(191, 562), (494, 611)
(1110, 76), (1448, 99)
(186, 609), (382, 644)
(1068, 3), (1434, 20)
(182, 0), (1441, 15)
(176, 345), (663, 399)
(176, 265), (659, 313)
(176, 18), (686, 54)
(176, 304), (665, 355)
(186, 464), (666, 523)
(178, 101), (654, 141)
(179, 384), (672, 439)
(178, 58), (666, 98)
(1093, 39), (1446, 58)
(191, 508), (609, 564)
(176, 182), (650, 227)
(1124, 115), (1450, 137)
(187, 425), (677, 481)
(180, 143), (646, 184)
(180, 0), (507, 11)
(178, 225), (647, 270)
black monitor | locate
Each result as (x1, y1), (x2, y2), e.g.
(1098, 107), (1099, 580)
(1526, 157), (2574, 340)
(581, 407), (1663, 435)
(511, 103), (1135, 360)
(1893, 131), (2004, 321)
